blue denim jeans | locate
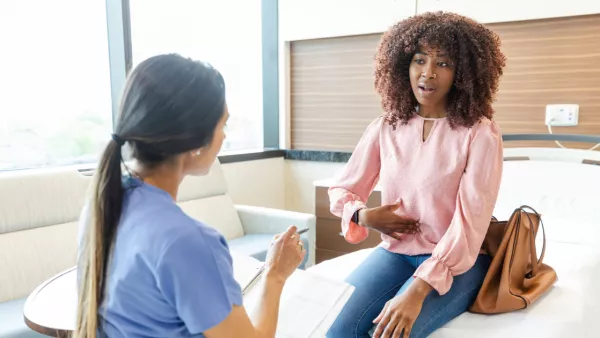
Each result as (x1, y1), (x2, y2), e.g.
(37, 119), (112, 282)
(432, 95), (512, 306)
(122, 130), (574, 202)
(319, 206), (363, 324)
(326, 247), (491, 338)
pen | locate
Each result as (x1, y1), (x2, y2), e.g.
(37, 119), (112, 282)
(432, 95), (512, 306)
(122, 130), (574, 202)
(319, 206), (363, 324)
(242, 227), (309, 295)
(296, 227), (310, 236)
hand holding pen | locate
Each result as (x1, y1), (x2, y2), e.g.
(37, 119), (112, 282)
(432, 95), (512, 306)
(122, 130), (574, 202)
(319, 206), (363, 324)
(270, 226), (309, 247)
(243, 226), (308, 295)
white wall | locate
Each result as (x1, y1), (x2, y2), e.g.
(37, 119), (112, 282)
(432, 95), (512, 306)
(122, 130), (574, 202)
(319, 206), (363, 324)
(416, 0), (600, 24)
(278, 0), (417, 42)
(221, 157), (286, 210)
(279, 0), (600, 42)
(222, 157), (347, 214)
(284, 160), (346, 214)
(221, 157), (345, 214)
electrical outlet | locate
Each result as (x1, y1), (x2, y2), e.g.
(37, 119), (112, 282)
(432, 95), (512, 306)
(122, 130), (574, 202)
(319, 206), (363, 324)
(545, 104), (579, 127)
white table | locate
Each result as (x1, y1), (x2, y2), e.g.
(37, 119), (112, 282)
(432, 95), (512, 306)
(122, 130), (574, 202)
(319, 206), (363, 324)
(23, 267), (77, 337)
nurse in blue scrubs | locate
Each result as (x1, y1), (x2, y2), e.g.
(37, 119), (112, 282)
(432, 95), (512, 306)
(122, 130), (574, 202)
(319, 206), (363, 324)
(75, 54), (305, 338)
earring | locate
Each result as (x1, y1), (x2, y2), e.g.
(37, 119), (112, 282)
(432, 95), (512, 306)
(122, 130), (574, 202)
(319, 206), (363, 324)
(192, 149), (201, 156)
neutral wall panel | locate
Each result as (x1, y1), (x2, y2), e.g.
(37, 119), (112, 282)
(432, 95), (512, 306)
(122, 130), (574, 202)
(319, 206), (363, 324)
(291, 34), (383, 151)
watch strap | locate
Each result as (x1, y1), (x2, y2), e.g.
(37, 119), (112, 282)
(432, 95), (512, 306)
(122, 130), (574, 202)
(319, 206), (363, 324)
(352, 208), (363, 225)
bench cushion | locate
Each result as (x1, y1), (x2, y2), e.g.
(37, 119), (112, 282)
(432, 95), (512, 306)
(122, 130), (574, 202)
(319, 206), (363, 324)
(0, 298), (46, 337)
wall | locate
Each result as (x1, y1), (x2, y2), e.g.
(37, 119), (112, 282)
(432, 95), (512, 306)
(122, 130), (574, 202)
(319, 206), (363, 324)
(278, 0), (600, 149)
(277, 1), (600, 215)
(278, 0), (417, 149)
(221, 157), (286, 210)
(284, 160), (345, 213)
(416, 0), (600, 24)
(223, 157), (346, 214)
(289, 14), (600, 152)
(223, 157), (341, 214)
(278, 0), (416, 41)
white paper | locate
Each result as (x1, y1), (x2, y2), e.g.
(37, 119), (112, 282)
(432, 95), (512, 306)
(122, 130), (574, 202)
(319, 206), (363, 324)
(242, 268), (354, 338)
(230, 251), (264, 286)
(310, 286), (354, 338)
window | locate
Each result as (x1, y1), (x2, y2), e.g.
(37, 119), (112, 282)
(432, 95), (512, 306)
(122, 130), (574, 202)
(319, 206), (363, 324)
(129, 0), (264, 153)
(0, 1), (113, 171)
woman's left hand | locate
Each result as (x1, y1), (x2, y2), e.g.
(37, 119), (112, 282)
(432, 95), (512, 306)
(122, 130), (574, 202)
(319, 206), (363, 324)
(372, 279), (432, 338)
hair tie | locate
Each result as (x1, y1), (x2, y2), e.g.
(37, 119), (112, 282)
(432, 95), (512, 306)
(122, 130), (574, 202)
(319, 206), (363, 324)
(111, 134), (125, 146)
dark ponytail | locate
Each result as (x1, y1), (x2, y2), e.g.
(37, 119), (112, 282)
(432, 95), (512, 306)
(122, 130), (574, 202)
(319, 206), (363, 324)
(75, 138), (124, 338)
(75, 53), (226, 337)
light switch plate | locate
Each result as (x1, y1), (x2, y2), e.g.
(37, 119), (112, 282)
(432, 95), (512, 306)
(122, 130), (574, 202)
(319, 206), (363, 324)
(545, 104), (579, 126)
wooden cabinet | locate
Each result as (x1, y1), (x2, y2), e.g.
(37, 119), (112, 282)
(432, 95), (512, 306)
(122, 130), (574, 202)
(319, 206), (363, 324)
(314, 185), (382, 263)
(416, 0), (600, 24)
(279, 0), (417, 41)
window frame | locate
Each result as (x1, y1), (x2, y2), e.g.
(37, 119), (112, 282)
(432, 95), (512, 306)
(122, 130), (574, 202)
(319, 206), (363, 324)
(105, 0), (280, 164)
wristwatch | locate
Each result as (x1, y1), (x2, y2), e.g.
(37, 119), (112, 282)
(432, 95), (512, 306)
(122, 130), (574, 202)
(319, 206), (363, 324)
(352, 208), (363, 225)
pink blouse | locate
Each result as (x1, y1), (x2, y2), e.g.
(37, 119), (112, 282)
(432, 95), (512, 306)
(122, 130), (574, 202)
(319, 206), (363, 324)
(328, 114), (503, 295)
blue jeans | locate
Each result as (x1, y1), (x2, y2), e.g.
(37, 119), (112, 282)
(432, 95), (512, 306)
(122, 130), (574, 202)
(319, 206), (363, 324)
(326, 247), (491, 338)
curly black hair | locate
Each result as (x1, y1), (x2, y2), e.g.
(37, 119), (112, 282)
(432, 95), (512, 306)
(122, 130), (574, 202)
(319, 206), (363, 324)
(374, 11), (507, 129)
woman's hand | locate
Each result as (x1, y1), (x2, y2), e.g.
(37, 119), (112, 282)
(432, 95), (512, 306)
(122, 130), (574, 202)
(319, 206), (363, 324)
(372, 278), (432, 338)
(264, 226), (305, 283)
(359, 204), (420, 240)
(206, 226), (305, 338)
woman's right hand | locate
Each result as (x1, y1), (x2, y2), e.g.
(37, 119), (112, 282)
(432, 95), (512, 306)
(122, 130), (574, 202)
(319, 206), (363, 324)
(359, 204), (420, 240)
(264, 226), (305, 283)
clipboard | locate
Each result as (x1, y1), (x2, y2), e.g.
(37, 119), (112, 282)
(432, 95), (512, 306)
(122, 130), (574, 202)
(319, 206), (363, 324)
(242, 265), (266, 295)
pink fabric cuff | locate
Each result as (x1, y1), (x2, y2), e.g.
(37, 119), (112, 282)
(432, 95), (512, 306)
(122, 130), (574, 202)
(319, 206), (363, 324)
(413, 256), (453, 296)
(341, 201), (369, 244)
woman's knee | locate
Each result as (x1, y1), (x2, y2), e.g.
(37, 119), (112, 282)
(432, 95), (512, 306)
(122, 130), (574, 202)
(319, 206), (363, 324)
(327, 249), (416, 337)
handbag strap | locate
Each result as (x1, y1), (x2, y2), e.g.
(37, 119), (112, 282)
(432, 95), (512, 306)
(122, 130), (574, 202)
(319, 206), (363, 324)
(518, 205), (547, 277)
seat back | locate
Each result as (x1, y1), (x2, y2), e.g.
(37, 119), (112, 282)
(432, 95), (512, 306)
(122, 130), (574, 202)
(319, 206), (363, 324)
(0, 167), (92, 302)
(177, 160), (244, 240)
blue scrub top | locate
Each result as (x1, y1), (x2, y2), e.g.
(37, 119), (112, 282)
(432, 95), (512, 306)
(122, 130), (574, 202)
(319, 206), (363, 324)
(77, 177), (243, 337)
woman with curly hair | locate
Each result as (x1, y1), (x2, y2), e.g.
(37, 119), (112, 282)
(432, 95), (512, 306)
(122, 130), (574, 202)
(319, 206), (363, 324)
(326, 12), (507, 338)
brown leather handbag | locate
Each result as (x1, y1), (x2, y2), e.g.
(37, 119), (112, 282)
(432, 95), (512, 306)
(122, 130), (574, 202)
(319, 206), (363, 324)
(469, 205), (558, 314)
